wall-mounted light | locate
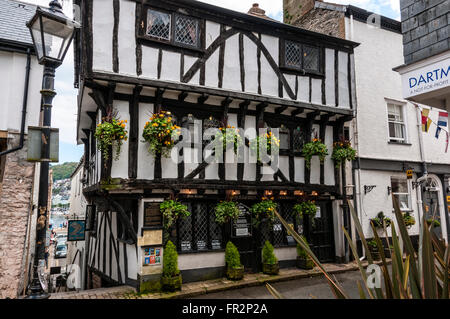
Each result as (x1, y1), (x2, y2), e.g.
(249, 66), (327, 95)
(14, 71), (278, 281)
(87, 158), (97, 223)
(227, 190), (240, 196)
(294, 190), (304, 196)
(311, 191), (318, 196)
(387, 186), (392, 196)
(180, 189), (197, 195)
(280, 190), (288, 196)
(265, 190), (273, 196)
(364, 185), (376, 194)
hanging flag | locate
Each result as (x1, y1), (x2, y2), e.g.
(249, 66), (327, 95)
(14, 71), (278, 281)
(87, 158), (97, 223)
(435, 111), (448, 138)
(421, 108), (432, 132)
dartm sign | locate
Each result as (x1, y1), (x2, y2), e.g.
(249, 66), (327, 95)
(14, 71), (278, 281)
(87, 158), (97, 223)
(402, 58), (450, 99)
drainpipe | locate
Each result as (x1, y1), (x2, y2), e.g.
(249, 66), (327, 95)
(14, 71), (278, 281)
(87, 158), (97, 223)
(0, 48), (32, 157)
(415, 104), (427, 230)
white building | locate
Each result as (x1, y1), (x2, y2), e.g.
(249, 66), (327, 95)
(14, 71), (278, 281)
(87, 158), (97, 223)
(0, 0), (45, 298)
(284, 1), (450, 247)
(67, 159), (87, 290)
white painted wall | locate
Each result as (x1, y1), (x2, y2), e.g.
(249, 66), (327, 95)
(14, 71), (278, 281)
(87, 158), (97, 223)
(0, 51), (43, 133)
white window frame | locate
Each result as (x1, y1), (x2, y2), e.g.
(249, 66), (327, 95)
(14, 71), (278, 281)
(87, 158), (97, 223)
(386, 99), (408, 144)
(391, 177), (412, 212)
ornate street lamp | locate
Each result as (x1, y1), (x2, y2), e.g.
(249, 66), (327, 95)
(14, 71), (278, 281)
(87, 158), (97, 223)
(25, 0), (79, 299)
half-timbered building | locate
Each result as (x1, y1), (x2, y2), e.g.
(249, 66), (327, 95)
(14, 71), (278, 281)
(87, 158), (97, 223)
(74, 0), (358, 291)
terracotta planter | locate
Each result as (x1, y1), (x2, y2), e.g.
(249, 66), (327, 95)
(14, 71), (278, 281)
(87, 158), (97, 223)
(161, 273), (182, 292)
(296, 256), (314, 270)
(262, 263), (279, 275)
(226, 266), (244, 281)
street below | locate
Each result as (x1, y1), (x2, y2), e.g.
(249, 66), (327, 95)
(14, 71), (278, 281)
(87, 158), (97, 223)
(193, 270), (363, 299)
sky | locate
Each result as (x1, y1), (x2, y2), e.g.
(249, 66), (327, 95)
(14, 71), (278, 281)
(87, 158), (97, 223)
(23, 0), (401, 164)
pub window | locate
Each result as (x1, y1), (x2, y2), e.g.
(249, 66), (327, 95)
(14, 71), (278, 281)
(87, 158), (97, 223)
(293, 127), (304, 153)
(279, 126), (290, 150)
(283, 40), (320, 73)
(144, 8), (201, 49)
(391, 177), (411, 212)
(177, 202), (223, 252)
(146, 9), (171, 41)
(273, 202), (297, 247)
(387, 103), (407, 143)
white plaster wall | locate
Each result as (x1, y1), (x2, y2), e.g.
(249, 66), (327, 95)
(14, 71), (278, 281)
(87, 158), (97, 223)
(222, 34), (241, 92)
(126, 243), (138, 280)
(274, 247), (297, 261)
(140, 47), (159, 79)
(358, 169), (420, 238)
(350, 19), (422, 162)
(161, 51), (181, 82)
(311, 78), (322, 105)
(0, 51), (43, 132)
(178, 252), (225, 270)
(205, 21), (221, 48)
(92, 0), (113, 72)
(297, 76), (309, 102)
(294, 157), (305, 183)
(324, 126), (335, 186)
(118, 0), (137, 76)
(110, 101), (130, 179)
(244, 116), (257, 181)
(338, 51), (350, 108)
(325, 48), (336, 107)
(243, 37), (259, 94)
(137, 103), (155, 179)
(422, 107), (450, 164)
(260, 34), (279, 97)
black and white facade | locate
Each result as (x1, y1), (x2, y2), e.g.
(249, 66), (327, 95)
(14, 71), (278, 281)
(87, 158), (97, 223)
(74, 0), (358, 291)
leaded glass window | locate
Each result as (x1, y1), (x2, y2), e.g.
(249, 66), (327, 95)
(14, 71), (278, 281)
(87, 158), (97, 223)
(285, 41), (302, 69)
(175, 15), (199, 47)
(194, 203), (209, 251)
(303, 45), (319, 71)
(146, 9), (171, 41)
(293, 127), (304, 153)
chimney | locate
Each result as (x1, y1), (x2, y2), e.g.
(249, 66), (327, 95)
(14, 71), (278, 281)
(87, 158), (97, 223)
(283, 0), (318, 24)
(247, 3), (273, 20)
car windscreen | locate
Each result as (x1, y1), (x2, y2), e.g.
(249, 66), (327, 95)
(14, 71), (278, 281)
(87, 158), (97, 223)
(56, 246), (66, 251)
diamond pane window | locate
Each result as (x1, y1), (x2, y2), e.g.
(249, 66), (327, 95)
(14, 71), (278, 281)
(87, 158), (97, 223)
(179, 210), (192, 252)
(194, 203), (209, 251)
(175, 15), (199, 47)
(147, 9), (171, 41)
(285, 41), (302, 69)
(293, 127), (304, 152)
(303, 45), (319, 71)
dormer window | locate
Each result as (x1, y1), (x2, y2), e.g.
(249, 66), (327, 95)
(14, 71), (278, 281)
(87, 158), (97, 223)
(143, 8), (202, 50)
(283, 40), (321, 74)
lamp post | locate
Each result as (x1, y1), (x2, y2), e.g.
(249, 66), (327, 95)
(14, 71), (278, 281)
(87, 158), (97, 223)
(25, 0), (79, 299)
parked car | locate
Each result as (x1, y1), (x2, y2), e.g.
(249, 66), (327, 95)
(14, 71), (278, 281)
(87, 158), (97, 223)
(55, 234), (67, 246)
(54, 244), (67, 259)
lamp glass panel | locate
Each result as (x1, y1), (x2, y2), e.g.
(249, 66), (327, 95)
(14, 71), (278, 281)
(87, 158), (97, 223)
(30, 18), (44, 60)
(41, 16), (74, 60)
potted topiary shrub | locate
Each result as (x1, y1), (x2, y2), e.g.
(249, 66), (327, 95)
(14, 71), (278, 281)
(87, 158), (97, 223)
(262, 240), (279, 275)
(367, 239), (381, 261)
(161, 240), (182, 292)
(225, 241), (244, 280)
(296, 236), (314, 269)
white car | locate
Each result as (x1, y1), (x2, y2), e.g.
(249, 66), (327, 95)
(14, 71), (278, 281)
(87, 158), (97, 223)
(54, 244), (67, 259)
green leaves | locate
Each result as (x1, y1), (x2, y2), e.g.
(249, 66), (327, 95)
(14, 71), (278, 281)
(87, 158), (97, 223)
(302, 139), (328, 169)
(331, 140), (356, 168)
(160, 200), (190, 230)
(142, 110), (180, 157)
(225, 241), (242, 269)
(293, 201), (317, 218)
(214, 201), (240, 224)
(262, 240), (278, 265)
(95, 117), (128, 161)
(251, 200), (277, 226)
(163, 240), (180, 277)
(249, 132), (280, 163)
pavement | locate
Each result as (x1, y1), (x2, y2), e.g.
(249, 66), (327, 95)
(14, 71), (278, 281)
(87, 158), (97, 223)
(49, 259), (389, 299)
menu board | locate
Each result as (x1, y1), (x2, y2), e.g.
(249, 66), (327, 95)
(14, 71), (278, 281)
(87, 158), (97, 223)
(144, 203), (162, 228)
(232, 204), (252, 238)
(196, 240), (207, 251)
(181, 241), (192, 252)
(143, 247), (161, 266)
(211, 239), (221, 250)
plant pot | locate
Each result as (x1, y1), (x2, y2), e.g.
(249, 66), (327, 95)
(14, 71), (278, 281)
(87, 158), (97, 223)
(161, 273), (182, 292)
(296, 257), (314, 270)
(369, 248), (381, 261)
(262, 262), (280, 275)
(226, 266), (244, 281)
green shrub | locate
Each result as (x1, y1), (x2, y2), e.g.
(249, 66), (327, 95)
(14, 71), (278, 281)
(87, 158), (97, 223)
(296, 236), (311, 259)
(225, 241), (242, 269)
(162, 240), (179, 278)
(160, 200), (190, 230)
(262, 241), (278, 265)
(215, 201), (240, 224)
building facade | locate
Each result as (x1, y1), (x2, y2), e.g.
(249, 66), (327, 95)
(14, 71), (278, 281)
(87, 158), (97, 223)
(284, 0), (450, 245)
(0, 0), (45, 298)
(74, 0), (359, 292)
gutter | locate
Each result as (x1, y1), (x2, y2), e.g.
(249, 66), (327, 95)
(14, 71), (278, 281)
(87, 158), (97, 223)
(0, 48), (32, 157)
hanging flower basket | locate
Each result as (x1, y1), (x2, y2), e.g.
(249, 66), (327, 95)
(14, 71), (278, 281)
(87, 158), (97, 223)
(403, 212), (416, 228)
(251, 198), (277, 227)
(95, 113), (128, 162)
(302, 138), (328, 170)
(293, 201), (317, 219)
(142, 110), (180, 157)
(214, 126), (243, 158)
(160, 199), (190, 231)
(370, 212), (392, 229)
(332, 140), (356, 168)
(214, 201), (240, 224)
(249, 132), (280, 163)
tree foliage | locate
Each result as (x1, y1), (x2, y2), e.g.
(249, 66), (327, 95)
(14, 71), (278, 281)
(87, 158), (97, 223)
(51, 162), (78, 181)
